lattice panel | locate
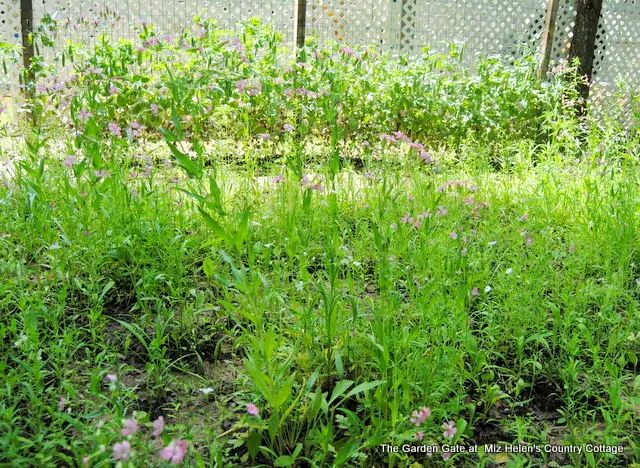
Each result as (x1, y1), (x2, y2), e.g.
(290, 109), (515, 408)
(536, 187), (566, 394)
(0, 0), (21, 45)
(550, 0), (575, 61)
(30, 0), (295, 45)
(0, 0), (22, 90)
(308, 0), (390, 46)
(408, 0), (547, 62)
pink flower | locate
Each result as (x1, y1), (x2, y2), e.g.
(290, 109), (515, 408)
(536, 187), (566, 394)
(471, 287), (479, 297)
(64, 156), (77, 168)
(417, 211), (430, 220)
(258, 133), (270, 141)
(82, 456), (90, 467)
(272, 174), (284, 183)
(121, 418), (139, 436)
(401, 213), (411, 224)
(392, 131), (410, 142)
(77, 109), (93, 122)
(150, 103), (159, 115)
(409, 407), (431, 426)
(413, 220), (423, 228)
(407, 194), (415, 201)
(436, 206), (448, 216)
(408, 142), (424, 150)
(415, 431), (425, 440)
(519, 213), (529, 221)
(283, 123), (295, 132)
(568, 244), (576, 253)
(420, 151), (433, 163)
(246, 403), (259, 416)
(159, 439), (188, 464)
(108, 122), (122, 137)
(450, 231), (458, 240)
(309, 184), (324, 192)
(57, 397), (67, 411)
(379, 133), (397, 143)
(390, 223), (397, 230)
(109, 84), (119, 95)
(442, 421), (457, 439)
(442, 450), (451, 461)
(152, 416), (165, 437)
(112, 441), (131, 462)
(235, 80), (248, 93)
(525, 236), (533, 246)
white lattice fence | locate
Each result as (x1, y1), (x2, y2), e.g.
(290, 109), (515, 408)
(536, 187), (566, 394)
(30, 0), (295, 43)
(307, 0), (390, 46)
(0, 0), (22, 90)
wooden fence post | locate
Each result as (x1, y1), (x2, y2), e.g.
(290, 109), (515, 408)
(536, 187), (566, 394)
(537, 0), (560, 79)
(569, 0), (603, 106)
(294, 0), (307, 51)
(20, 0), (35, 86)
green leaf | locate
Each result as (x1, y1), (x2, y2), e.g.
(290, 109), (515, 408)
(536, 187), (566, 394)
(334, 349), (344, 378)
(273, 455), (294, 467)
(344, 380), (386, 399)
(273, 376), (294, 408)
(198, 208), (233, 245)
(334, 441), (359, 466)
(202, 258), (216, 278)
(166, 141), (202, 179)
(246, 430), (261, 459)
(328, 380), (354, 405)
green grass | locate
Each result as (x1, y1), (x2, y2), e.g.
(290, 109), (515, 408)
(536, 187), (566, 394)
(0, 17), (639, 468)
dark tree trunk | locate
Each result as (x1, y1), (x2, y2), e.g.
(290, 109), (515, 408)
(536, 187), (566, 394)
(569, 0), (603, 108)
(294, 0), (307, 50)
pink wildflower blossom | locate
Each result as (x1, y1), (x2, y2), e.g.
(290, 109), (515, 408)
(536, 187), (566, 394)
(112, 441), (131, 462)
(420, 151), (433, 163)
(246, 403), (259, 416)
(57, 397), (67, 411)
(442, 421), (457, 439)
(379, 133), (397, 143)
(64, 156), (77, 168)
(152, 416), (165, 437)
(121, 418), (139, 436)
(77, 109), (93, 122)
(409, 407), (431, 426)
(159, 439), (188, 464)
(108, 122), (122, 137)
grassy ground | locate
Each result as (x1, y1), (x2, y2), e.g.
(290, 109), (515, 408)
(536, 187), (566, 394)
(0, 18), (639, 468)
